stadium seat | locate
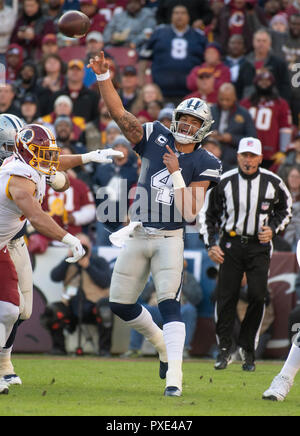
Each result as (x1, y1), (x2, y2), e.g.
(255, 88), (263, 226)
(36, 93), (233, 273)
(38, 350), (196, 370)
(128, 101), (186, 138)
(58, 45), (86, 63)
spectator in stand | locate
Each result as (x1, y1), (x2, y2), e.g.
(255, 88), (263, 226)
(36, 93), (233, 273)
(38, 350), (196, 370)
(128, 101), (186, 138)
(0, 0), (18, 65)
(5, 44), (24, 83)
(0, 83), (21, 116)
(40, 33), (59, 58)
(186, 43), (231, 95)
(104, 120), (122, 146)
(202, 136), (222, 160)
(83, 31), (113, 88)
(145, 100), (163, 121)
(51, 59), (100, 124)
(54, 115), (87, 154)
(269, 13), (288, 33)
(62, 0), (80, 11)
(214, 0), (268, 54)
(185, 66), (218, 105)
(41, 233), (113, 357)
(156, 0), (213, 28)
(246, 28), (292, 104)
(240, 69), (293, 169)
(98, 0), (127, 22)
(272, 13), (300, 126)
(158, 107), (173, 129)
(93, 135), (139, 246)
(201, 0), (225, 42)
(118, 66), (140, 112)
(20, 92), (39, 124)
(286, 0), (300, 16)
(139, 4), (207, 102)
(44, 0), (64, 26)
(42, 94), (85, 140)
(210, 82), (257, 171)
(130, 82), (164, 116)
(10, 0), (55, 59)
(224, 34), (256, 100)
(37, 53), (66, 116)
(264, 0), (282, 23)
(103, 0), (156, 48)
(278, 133), (300, 183)
(44, 174), (96, 239)
(14, 60), (41, 103)
(282, 165), (300, 251)
(79, 0), (108, 45)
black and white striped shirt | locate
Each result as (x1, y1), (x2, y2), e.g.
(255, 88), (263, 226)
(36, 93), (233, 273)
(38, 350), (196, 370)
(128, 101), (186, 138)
(199, 167), (293, 248)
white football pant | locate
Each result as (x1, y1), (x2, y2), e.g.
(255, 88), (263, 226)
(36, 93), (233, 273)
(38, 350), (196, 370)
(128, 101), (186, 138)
(7, 237), (33, 320)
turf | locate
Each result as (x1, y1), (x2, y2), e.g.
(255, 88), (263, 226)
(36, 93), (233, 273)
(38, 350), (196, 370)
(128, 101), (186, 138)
(0, 355), (300, 416)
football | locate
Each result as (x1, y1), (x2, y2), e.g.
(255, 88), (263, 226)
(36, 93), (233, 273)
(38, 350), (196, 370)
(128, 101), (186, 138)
(58, 10), (91, 38)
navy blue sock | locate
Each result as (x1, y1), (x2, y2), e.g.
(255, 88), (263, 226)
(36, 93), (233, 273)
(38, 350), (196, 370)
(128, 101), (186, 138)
(158, 299), (182, 325)
(109, 302), (142, 322)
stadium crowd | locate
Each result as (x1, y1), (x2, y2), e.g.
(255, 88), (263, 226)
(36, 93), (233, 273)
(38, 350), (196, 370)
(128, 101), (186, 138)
(2, 0), (300, 359)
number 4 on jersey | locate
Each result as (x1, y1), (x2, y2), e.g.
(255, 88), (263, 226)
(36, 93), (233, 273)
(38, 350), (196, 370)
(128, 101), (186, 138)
(151, 168), (178, 205)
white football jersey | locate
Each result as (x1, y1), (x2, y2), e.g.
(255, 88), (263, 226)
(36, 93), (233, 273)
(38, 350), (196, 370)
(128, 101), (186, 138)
(0, 155), (46, 249)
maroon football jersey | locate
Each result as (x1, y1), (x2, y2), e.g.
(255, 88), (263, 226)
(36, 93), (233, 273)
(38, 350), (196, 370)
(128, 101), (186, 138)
(42, 175), (95, 235)
(240, 97), (292, 160)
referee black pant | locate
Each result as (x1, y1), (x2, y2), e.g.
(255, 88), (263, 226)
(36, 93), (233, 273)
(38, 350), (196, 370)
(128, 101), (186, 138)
(215, 234), (271, 353)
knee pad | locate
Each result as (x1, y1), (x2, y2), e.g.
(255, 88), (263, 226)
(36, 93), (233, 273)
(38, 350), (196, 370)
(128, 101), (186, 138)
(109, 302), (142, 322)
(158, 299), (182, 325)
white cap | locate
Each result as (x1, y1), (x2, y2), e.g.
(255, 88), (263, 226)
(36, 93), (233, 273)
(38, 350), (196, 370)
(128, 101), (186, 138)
(238, 137), (262, 156)
(86, 31), (103, 43)
(54, 95), (73, 110)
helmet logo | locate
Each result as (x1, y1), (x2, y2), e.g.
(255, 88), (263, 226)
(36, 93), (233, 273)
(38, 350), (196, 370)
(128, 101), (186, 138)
(20, 129), (34, 144)
(186, 99), (202, 111)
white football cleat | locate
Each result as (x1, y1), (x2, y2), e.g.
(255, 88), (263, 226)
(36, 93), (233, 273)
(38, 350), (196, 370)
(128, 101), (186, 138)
(3, 374), (22, 386)
(0, 379), (9, 395)
(262, 374), (293, 401)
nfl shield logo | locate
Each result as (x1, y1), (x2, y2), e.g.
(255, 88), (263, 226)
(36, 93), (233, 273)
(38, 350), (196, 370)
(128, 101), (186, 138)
(261, 202), (270, 211)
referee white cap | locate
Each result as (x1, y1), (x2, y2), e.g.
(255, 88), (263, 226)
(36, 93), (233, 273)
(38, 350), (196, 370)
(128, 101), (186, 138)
(238, 137), (262, 155)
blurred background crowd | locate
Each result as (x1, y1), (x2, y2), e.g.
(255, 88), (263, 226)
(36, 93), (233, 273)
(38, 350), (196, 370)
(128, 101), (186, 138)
(3, 0), (300, 358)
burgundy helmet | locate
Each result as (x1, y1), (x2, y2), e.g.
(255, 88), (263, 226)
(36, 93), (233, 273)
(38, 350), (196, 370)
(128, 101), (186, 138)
(15, 124), (61, 175)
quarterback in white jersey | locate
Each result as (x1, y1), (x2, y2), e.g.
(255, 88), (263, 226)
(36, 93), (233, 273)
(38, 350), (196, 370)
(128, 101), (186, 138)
(0, 121), (123, 394)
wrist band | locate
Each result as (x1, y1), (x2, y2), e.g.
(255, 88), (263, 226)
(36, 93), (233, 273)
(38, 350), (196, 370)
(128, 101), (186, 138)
(171, 170), (186, 190)
(96, 70), (110, 81)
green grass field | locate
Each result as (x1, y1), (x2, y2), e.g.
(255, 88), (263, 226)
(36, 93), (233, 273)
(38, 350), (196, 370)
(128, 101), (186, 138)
(0, 355), (299, 416)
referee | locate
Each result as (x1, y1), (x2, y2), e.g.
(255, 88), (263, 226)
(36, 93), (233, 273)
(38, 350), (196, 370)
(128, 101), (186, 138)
(200, 137), (292, 371)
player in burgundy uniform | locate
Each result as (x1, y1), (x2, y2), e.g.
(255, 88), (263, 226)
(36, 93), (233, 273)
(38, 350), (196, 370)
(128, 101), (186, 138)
(240, 69), (292, 168)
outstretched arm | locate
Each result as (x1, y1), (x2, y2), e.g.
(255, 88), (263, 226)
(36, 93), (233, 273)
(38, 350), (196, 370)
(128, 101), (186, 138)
(58, 148), (124, 171)
(87, 51), (144, 145)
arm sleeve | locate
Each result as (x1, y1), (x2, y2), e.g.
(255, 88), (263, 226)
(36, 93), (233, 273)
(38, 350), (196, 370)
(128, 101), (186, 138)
(268, 179), (293, 234)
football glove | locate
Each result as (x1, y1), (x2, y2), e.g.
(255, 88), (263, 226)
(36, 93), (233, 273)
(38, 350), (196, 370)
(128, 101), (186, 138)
(61, 233), (86, 263)
(81, 148), (124, 164)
